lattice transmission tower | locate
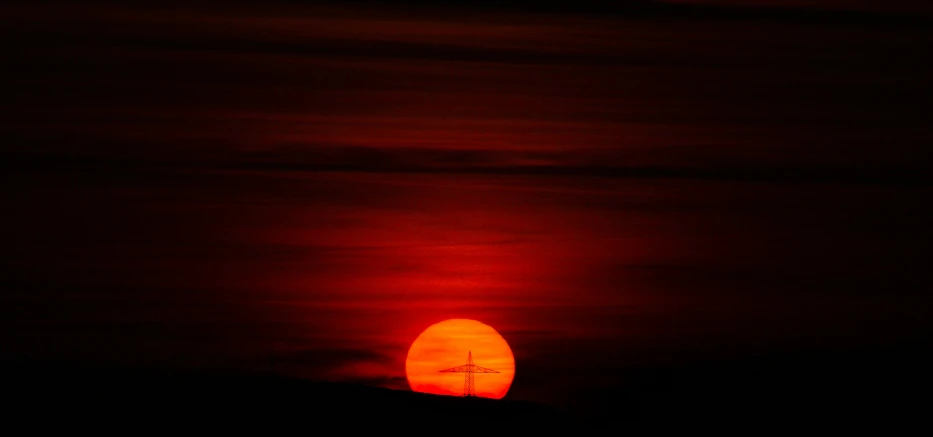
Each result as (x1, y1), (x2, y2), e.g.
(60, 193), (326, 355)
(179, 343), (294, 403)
(438, 351), (499, 397)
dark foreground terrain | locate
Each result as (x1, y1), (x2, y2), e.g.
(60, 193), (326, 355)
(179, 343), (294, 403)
(2, 360), (570, 429)
(3, 345), (931, 431)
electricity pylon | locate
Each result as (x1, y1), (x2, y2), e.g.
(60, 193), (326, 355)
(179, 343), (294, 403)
(438, 351), (499, 397)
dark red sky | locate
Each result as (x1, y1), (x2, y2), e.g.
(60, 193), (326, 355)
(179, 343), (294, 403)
(2, 0), (932, 409)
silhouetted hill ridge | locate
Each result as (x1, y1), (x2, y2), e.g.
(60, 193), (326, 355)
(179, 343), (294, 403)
(2, 360), (572, 426)
(5, 345), (931, 429)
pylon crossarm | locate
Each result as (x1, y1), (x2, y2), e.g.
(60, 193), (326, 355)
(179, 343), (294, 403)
(471, 365), (499, 373)
(439, 365), (473, 373)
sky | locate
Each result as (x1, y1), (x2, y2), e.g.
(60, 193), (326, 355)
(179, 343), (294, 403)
(2, 0), (932, 412)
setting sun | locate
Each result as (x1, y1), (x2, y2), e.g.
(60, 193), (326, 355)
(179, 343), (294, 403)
(405, 319), (515, 399)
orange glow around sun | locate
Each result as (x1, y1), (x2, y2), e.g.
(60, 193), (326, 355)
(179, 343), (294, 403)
(405, 319), (515, 399)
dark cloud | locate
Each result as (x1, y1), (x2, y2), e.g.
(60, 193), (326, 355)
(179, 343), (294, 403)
(6, 1), (931, 183)
(6, 146), (932, 187)
(272, 347), (393, 370)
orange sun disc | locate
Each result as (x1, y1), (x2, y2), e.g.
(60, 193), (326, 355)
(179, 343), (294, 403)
(405, 319), (515, 399)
